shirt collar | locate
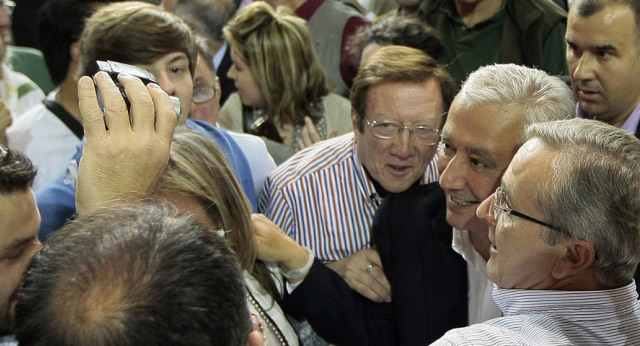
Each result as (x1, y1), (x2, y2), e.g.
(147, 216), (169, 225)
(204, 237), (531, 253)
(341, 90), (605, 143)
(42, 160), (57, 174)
(440, 0), (506, 27)
(492, 281), (640, 320)
(351, 135), (379, 205)
(451, 228), (487, 273)
(576, 102), (640, 135)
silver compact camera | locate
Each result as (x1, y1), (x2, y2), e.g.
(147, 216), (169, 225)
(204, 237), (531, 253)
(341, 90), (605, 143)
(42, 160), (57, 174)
(94, 60), (181, 119)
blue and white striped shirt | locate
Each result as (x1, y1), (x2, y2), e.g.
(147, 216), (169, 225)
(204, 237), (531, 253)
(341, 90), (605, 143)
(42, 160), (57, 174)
(259, 133), (439, 262)
(433, 281), (640, 345)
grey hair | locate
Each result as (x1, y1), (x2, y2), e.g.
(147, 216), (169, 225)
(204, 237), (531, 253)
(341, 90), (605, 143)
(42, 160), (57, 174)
(457, 64), (574, 142)
(526, 118), (640, 288)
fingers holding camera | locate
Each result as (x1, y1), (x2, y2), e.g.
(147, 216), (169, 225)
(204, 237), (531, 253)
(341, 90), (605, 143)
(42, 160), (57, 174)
(76, 72), (175, 216)
(143, 82), (177, 143)
(78, 74), (108, 141)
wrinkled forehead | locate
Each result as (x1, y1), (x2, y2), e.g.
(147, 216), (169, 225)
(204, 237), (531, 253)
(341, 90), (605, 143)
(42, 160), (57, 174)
(443, 99), (526, 155)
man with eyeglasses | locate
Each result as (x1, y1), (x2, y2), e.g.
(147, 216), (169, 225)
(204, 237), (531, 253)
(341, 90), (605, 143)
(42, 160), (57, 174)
(431, 118), (640, 344)
(259, 46), (454, 304)
(252, 63), (574, 345)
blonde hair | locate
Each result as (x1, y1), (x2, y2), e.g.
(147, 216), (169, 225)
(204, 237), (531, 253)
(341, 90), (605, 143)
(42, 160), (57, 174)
(154, 127), (254, 270)
(223, 2), (329, 125)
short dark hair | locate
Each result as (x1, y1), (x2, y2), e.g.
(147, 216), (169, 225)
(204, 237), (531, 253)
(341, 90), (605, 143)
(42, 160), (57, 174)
(347, 16), (444, 66)
(350, 45), (454, 132)
(37, 0), (112, 85)
(15, 203), (250, 346)
(79, 2), (197, 78)
(172, 0), (236, 45)
(575, 0), (640, 40)
(0, 146), (36, 194)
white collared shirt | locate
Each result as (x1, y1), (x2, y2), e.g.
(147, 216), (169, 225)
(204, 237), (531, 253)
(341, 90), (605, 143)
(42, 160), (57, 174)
(451, 228), (502, 324)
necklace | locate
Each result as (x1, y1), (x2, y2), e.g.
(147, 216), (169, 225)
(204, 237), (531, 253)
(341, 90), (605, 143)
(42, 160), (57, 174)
(246, 289), (289, 346)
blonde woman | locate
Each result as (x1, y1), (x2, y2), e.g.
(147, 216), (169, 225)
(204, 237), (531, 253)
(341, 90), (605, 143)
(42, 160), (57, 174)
(155, 127), (298, 346)
(219, 2), (352, 164)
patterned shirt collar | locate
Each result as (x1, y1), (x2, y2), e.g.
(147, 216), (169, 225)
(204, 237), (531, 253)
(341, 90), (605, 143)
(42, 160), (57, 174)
(492, 281), (640, 320)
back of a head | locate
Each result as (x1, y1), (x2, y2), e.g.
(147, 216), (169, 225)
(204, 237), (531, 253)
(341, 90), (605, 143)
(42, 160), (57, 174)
(0, 146), (36, 194)
(350, 45), (454, 131)
(458, 64), (574, 130)
(526, 118), (640, 289)
(79, 1), (197, 78)
(14, 203), (250, 346)
(37, 0), (114, 85)
(348, 16), (444, 65)
(223, 2), (328, 123)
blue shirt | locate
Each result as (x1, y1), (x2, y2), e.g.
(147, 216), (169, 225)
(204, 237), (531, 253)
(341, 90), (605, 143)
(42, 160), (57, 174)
(36, 119), (256, 241)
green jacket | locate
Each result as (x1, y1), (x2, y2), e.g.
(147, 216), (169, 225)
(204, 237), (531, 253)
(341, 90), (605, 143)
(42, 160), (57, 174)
(418, 0), (568, 82)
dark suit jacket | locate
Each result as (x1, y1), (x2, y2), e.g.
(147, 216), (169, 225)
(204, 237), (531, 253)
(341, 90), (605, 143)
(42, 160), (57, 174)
(374, 183), (468, 345)
(217, 45), (235, 106)
(281, 183), (468, 345)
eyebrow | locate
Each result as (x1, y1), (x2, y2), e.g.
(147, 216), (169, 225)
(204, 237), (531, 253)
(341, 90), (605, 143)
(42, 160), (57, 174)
(0, 236), (33, 257)
(169, 55), (189, 64)
(469, 147), (497, 166)
(566, 38), (618, 54)
(593, 44), (618, 53)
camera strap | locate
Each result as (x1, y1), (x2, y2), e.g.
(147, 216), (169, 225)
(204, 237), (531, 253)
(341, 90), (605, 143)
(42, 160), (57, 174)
(43, 99), (83, 140)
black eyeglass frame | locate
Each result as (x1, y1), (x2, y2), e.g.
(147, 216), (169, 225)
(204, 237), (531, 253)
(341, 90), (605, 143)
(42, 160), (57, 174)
(493, 185), (557, 230)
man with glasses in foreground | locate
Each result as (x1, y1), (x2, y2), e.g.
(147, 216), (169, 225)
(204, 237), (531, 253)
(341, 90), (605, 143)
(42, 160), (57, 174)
(432, 118), (640, 344)
(252, 63), (574, 345)
(259, 46), (454, 305)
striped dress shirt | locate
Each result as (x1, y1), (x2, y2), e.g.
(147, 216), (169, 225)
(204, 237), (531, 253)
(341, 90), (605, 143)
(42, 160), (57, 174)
(259, 133), (439, 262)
(433, 281), (640, 345)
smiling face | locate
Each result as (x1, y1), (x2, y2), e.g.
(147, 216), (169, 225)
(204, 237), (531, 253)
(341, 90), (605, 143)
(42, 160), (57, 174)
(477, 139), (564, 289)
(0, 189), (42, 334)
(566, 1), (640, 126)
(354, 79), (444, 193)
(227, 49), (265, 109)
(137, 52), (193, 124)
(439, 98), (525, 233)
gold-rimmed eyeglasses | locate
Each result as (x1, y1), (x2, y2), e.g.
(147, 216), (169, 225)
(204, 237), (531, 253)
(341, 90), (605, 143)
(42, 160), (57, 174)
(192, 83), (218, 104)
(363, 113), (445, 146)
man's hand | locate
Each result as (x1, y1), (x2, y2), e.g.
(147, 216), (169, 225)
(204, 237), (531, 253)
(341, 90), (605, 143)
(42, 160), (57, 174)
(327, 248), (392, 303)
(297, 116), (338, 150)
(0, 99), (11, 146)
(76, 71), (177, 216)
(252, 214), (310, 274)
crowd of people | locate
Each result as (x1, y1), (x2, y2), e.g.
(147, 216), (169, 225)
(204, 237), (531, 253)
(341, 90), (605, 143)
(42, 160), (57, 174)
(1, 0), (640, 345)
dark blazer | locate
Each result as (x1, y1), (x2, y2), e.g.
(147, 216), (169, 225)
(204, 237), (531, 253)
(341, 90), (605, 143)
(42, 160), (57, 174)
(281, 183), (468, 345)
(217, 45), (235, 106)
(374, 183), (468, 345)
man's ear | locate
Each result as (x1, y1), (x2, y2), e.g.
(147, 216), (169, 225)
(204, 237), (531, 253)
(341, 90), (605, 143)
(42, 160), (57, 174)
(551, 240), (596, 280)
